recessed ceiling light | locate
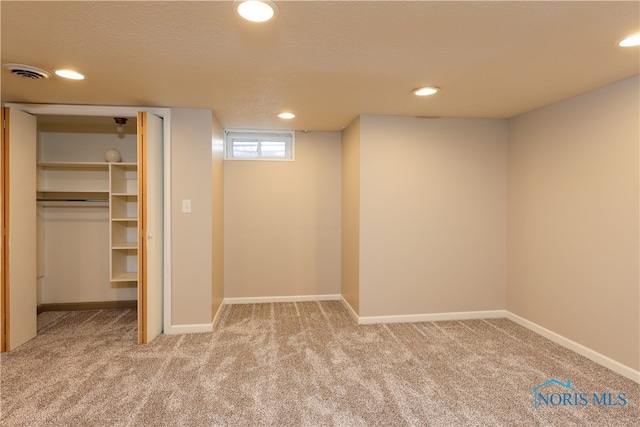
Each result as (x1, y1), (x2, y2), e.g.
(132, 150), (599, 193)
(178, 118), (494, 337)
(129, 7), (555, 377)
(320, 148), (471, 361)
(277, 112), (295, 119)
(54, 69), (85, 80)
(413, 87), (439, 96)
(236, 0), (278, 23)
(619, 33), (640, 47)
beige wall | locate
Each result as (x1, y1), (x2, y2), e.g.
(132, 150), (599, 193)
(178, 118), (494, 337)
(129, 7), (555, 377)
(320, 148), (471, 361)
(358, 115), (508, 317)
(341, 118), (361, 313)
(507, 76), (640, 370)
(37, 132), (137, 163)
(224, 131), (341, 298)
(211, 113), (224, 316)
(170, 108), (213, 325)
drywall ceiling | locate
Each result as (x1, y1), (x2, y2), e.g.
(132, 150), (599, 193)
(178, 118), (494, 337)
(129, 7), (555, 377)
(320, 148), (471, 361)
(1, 1), (638, 131)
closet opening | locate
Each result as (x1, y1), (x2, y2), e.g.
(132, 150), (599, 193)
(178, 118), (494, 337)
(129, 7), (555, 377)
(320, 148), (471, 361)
(35, 114), (139, 340)
(3, 104), (166, 350)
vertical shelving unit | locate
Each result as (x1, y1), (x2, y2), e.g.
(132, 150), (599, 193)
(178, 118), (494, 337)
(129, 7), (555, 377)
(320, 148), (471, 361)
(109, 163), (138, 282)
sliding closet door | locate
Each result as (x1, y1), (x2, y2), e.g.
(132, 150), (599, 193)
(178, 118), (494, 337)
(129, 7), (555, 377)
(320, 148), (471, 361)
(137, 112), (163, 344)
(1, 108), (37, 351)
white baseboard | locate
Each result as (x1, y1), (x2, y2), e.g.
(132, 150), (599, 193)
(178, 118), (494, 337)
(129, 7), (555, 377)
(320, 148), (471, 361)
(211, 301), (225, 329)
(338, 298), (507, 325)
(340, 296), (359, 322)
(166, 323), (213, 335)
(356, 309), (507, 325)
(505, 311), (640, 384)
(163, 304), (224, 335)
(224, 294), (341, 305)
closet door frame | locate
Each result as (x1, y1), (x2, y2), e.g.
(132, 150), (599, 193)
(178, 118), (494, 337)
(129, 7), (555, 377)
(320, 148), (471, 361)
(1, 103), (172, 347)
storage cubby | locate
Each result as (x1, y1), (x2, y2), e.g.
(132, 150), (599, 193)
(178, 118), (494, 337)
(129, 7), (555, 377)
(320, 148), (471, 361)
(111, 248), (138, 282)
(111, 195), (137, 220)
(111, 220), (138, 249)
(110, 163), (137, 195)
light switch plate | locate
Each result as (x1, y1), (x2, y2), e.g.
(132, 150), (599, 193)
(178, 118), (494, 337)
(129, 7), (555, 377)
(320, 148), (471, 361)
(182, 199), (192, 213)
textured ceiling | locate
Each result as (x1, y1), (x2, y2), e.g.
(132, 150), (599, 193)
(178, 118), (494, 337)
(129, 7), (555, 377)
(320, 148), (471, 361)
(1, 1), (639, 131)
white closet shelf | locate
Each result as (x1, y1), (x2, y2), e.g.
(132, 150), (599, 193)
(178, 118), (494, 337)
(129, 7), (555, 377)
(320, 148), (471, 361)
(111, 272), (138, 282)
(38, 162), (137, 166)
(111, 217), (138, 221)
(112, 242), (137, 249)
(37, 190), (109, 201)
(37, 189), (109, 194)
(111, 192), (138, 196)
(37, 162), (111, 168)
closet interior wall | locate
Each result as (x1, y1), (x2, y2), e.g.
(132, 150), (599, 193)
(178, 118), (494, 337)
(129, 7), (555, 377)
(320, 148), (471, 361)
(36, 118), (137, 307)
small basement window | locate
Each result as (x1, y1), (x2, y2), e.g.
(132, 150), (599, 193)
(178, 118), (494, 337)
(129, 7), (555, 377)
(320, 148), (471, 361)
(225, 130), (294, 161)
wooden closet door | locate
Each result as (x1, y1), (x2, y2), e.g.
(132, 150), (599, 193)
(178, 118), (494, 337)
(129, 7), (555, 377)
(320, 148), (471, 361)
(1, 108), (5, 351)
(137, 112), (163, 344)
(1, 107), (37, 351)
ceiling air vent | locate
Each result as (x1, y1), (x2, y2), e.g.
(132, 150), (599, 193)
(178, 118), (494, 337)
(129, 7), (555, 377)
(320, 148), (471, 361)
(2, 63), (51, 79)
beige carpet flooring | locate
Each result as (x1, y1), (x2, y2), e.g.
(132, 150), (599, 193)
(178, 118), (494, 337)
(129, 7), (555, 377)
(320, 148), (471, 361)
(1, 301), (638, 426)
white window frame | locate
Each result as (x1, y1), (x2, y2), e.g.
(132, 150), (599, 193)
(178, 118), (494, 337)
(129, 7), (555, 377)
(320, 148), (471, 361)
(224, 129), (295, 161)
